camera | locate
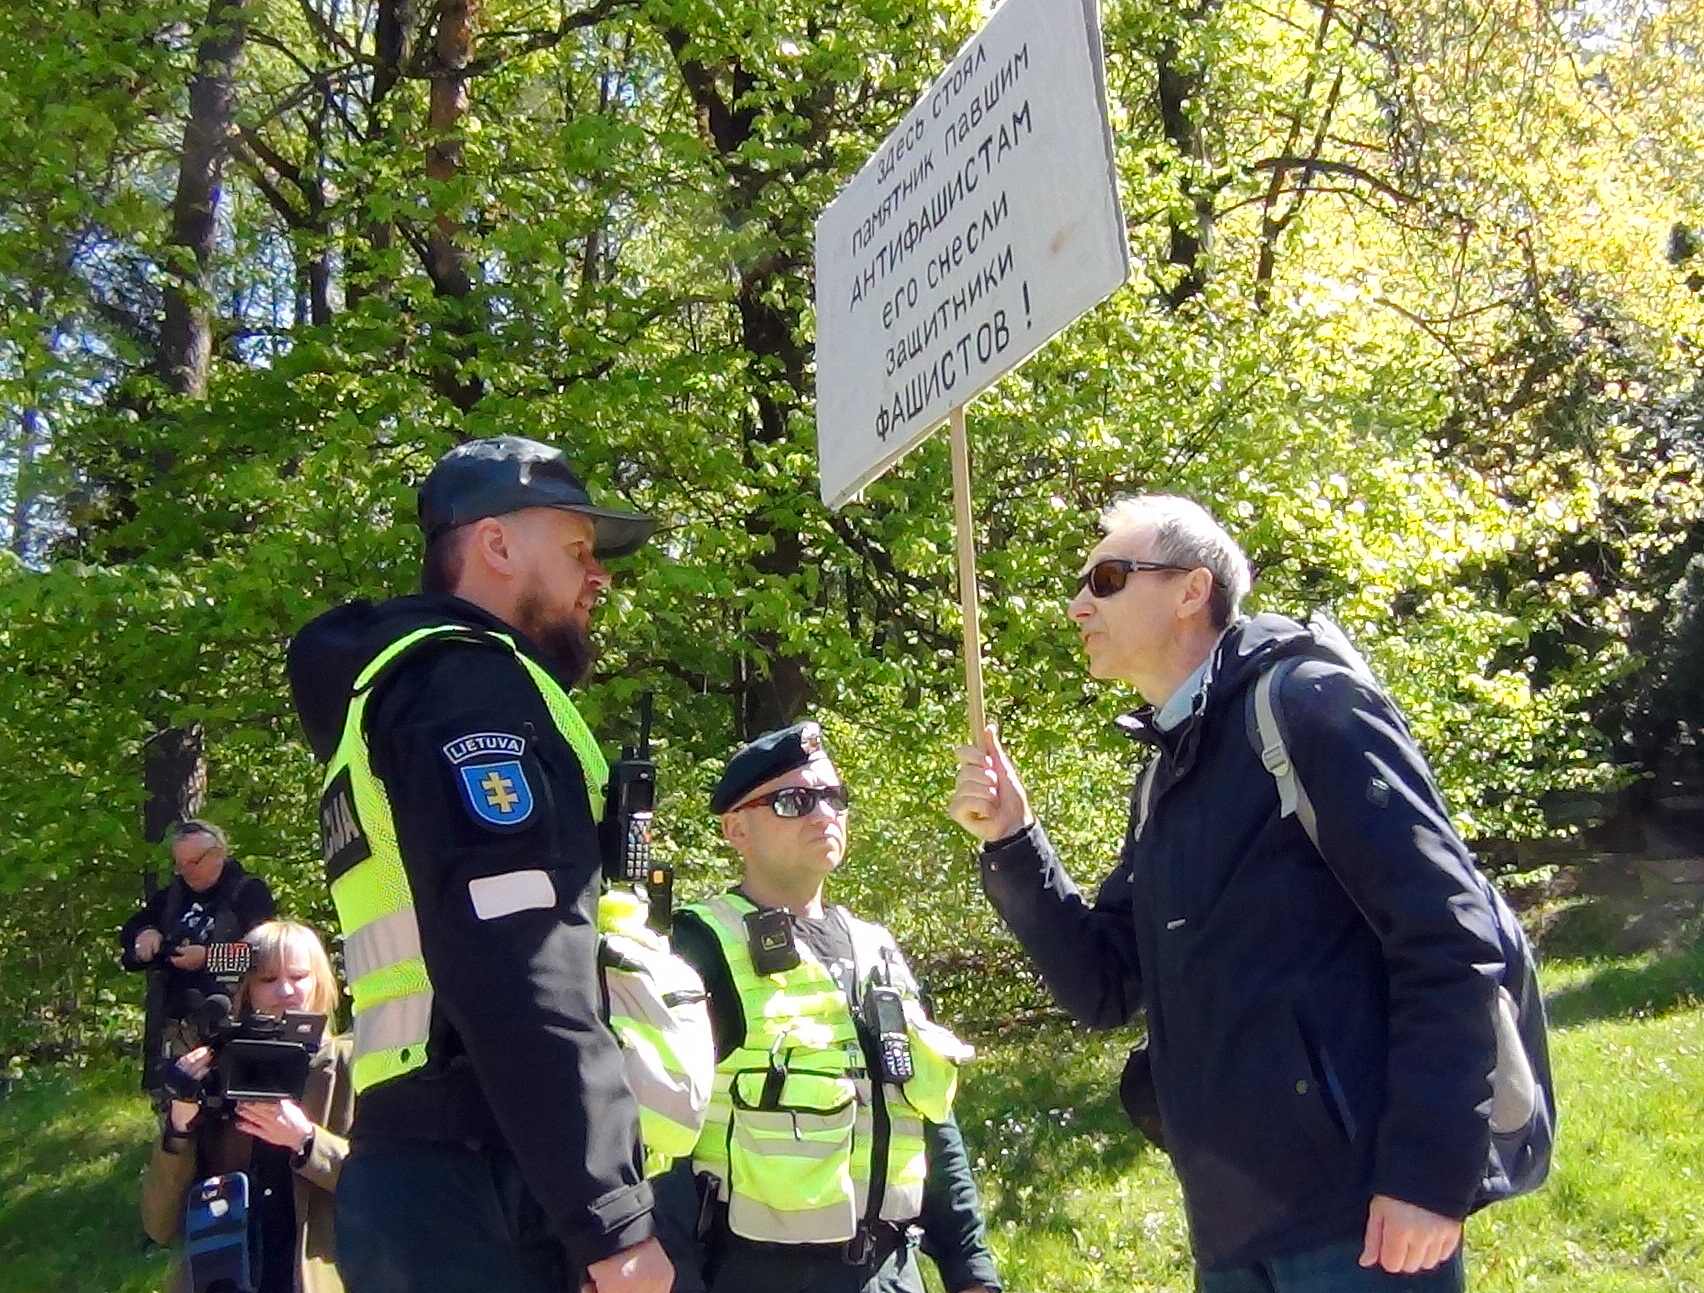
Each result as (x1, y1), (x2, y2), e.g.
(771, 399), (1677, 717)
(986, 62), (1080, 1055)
(153, 938), (254, 979)
(163, 993), (325, 1114)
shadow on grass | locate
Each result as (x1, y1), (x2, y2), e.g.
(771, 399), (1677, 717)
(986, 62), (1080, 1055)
(954, 1019), (1157, 1231)
(0, 1063), (169, 1293)
(1546, 939), (1704, 1028)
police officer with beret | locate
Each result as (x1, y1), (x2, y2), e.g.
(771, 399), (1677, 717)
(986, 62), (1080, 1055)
(655, 722), (1002, 1293)
(288, 436), (671, 1293)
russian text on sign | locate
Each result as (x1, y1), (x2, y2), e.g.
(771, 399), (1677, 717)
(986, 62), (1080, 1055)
(815, 0), (1130, 509)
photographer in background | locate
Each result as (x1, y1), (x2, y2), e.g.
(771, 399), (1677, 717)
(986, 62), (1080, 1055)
(142, 920), (352, 1293)
(122, 820), (276, 1097)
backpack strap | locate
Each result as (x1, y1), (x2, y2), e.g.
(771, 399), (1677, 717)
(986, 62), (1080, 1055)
(157, 878), (188, 936)
(1249, 656), (1320, 852)
(1129, 757), (1162, 843)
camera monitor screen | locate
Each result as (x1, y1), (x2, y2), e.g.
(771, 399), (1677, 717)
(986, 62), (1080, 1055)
(220, 1039), (312, 1102)
(218, 1012), (325, 1102)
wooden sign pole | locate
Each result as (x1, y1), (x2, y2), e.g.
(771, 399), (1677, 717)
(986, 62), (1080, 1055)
(948, 404), (986, 741)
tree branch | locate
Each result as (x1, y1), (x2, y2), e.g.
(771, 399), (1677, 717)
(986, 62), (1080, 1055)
(294, 0), (363, 63)
(234, 139), (311, 228)
(1251, 155), (1421, 204)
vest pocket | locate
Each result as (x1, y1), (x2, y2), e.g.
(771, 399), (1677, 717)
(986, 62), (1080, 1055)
(898, 1015), (973, 1122)
(726, 1068), (860, 1242)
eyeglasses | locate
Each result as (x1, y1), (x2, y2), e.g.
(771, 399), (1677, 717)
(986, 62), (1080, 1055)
(1072, 558), (1196, 599)
(732, 785), (852, 817)
(177, 845), (222, 868)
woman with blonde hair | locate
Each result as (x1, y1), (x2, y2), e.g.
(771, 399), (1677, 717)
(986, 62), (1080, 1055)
(142, 919), (353, 1293)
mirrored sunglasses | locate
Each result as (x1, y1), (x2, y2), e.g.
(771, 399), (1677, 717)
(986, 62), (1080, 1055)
(733, 785), (852, 817)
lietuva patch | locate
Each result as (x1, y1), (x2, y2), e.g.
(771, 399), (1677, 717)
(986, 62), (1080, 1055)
(444, 731), (534, 829)
(321, 767), (372, 883)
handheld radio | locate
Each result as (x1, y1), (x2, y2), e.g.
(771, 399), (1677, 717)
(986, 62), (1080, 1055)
(602, 692), (672, 931)
(861, 985), (915, 1083)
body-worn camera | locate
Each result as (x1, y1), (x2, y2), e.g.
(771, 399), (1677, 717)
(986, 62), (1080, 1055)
(163, 996), (325, 1113)
(744, 908), (801, 976)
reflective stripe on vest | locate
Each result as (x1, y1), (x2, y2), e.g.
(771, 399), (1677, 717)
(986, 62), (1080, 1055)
(684, 893), (965, 1243)
(321, 623), (608, 1094)
(598, 889), (715, 1178)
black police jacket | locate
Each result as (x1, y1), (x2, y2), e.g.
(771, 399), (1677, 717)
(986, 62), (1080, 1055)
(288, 593), (653, 1272)
(980, 613), (1504, 1270)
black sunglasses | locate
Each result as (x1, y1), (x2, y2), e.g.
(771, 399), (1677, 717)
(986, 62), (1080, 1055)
(1072, 558), (1195, 599)
(732, 785), (852, 818)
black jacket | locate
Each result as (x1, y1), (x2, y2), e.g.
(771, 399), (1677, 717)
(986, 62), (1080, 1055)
(288, 593), (653, 1272)
(655, 907), (1003, 1293)
(981, 614), (1503, 1270)
(120, 860), (276, 1015)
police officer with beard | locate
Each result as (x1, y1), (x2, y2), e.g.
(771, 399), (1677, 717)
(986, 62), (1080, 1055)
(288, 437), (670, 1293)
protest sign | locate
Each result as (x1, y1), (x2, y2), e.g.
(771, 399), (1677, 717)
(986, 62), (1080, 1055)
(815, 0), (1130, 510)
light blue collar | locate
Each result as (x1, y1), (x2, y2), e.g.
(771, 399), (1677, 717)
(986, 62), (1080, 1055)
(1153, 638), (1222, 732)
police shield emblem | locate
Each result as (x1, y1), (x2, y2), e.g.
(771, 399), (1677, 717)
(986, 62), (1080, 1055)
(457, 759), (535, 829)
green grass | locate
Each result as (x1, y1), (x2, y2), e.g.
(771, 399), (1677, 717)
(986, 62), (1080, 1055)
(944, 945), (1704, 1293)
(4, 948), (1701, 1293)
(0, 1062), (169, 1293)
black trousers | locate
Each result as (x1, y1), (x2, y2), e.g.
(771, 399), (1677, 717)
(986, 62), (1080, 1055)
(706, 1232), (926, 1293)
(336, 1140), (568, 1293)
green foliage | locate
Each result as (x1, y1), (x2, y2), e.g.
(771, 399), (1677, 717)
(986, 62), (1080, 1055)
(1, 0), (1702, 1054)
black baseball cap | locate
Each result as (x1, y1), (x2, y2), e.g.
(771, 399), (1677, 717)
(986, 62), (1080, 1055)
(417, 436), (657, 558)
(710, 721), (832, 813)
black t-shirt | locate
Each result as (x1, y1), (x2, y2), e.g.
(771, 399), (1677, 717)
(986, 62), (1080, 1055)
(119, 865), (276, 1016)
(788, 909), (857, 997)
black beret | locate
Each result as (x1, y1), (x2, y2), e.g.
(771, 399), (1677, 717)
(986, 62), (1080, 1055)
(710, 721), (830, 813)
(418, 435), (656, 558)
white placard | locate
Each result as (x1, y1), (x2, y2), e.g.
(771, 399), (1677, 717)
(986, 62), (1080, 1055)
(814, 0), (1130, 510)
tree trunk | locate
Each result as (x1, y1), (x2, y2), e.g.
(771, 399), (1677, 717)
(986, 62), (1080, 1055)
(661, 28), (818, 739)
(421, 0), (484, 410)
(143, 722), (207, 844)
(348, 0), (416, 310)
(158, 0), (250, 399)
(425, 0), (476, 299)
(9, 395), (44, 560)
(148, 1), (245, 847)
(1155, 4), (1221, 308)
(304, 94), (334, 327)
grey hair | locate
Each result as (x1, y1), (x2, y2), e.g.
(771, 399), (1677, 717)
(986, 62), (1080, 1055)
(170, 818), (227, 851)
(1099, 495), (1253, 629)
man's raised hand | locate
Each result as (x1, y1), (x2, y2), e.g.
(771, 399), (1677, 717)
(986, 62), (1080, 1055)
(950, 725), (1033, 843)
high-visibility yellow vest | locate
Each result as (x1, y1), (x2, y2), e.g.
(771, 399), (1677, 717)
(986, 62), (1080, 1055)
(597, 888), (715, 1178)
(683, 893), (972, 1245)
(318, 624), (608, 1095)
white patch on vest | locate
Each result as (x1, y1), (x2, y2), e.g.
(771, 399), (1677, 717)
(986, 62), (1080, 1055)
(468, 869), (556, 921)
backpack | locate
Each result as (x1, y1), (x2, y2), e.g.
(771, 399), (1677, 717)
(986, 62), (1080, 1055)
(1245, 612), (1556, 1208)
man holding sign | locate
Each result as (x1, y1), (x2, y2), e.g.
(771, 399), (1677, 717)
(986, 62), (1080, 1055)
(950, 496), (1513, 1291)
